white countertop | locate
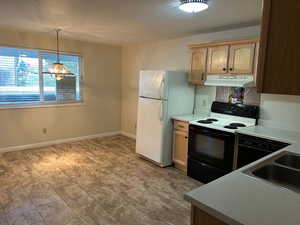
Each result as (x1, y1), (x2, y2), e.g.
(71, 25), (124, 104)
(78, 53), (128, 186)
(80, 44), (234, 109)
(184, 126), (300, 225)
(172, 114), (208, 122)
(236, 125), (300, 144)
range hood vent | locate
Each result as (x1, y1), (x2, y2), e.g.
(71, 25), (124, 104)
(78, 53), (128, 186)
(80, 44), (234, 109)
(204, 75), (255, 87)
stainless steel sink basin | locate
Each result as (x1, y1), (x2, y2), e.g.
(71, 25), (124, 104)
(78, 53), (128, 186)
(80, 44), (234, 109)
(252, 164), (300, 192)
(275, 154), (300, 170)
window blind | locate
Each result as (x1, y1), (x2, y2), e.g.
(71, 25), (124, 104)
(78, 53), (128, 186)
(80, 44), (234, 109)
(0, 46), (81, 107)
(0, 47), (40, 104)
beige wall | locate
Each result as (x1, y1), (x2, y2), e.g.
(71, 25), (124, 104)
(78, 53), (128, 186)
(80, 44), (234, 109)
(121, 26), (261, 136)
(0, 28), (121, 148)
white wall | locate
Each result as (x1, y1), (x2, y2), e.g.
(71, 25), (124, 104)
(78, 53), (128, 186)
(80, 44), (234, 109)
(121, 26), (261, 135)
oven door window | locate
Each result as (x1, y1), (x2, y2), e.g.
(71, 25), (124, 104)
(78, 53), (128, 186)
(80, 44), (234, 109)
(189, 126), (234, 170)
(195, 134), (225, 160)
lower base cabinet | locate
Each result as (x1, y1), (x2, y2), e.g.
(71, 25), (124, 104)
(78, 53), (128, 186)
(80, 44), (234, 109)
(173, 120), (189, 172)
(191, 206), (229, 225)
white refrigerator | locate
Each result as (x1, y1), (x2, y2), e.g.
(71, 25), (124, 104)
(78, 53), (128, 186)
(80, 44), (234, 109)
(136, 70), (195, 167)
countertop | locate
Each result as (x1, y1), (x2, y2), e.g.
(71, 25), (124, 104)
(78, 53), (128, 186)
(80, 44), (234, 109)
(236, 125), (300, 144)
(172, 113), (208, 122)
(184, 126), (300, 225)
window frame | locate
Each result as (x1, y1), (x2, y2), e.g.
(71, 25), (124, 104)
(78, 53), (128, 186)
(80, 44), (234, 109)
(0, 45), (83, 109)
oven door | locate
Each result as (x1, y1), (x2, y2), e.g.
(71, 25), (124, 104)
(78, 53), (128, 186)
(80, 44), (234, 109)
(188, 125), (235, 170)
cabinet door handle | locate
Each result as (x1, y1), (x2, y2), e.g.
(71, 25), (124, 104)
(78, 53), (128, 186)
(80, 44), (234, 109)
(223, 68), (227, 71)
(185, 136), (188, 139)
(160, 78), (165, 100)
(229, 68), (233, 71)
(201, 72), (205, 81)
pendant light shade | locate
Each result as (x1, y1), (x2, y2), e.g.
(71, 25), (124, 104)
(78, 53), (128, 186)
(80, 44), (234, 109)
(43, 29), (73, 80)
(179, 0), (208, 13)
(48, 63), (72, 75)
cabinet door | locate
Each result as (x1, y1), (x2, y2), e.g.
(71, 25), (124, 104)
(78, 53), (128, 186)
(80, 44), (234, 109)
(228, 43), (256, 74)
(189, 48), (207, 85)
(207, 46), (229, 74)
(173, 130), (188, 170)
(257, 0), (300, 95)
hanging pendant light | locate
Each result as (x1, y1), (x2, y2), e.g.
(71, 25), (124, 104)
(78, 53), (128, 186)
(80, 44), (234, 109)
(43, 29), (73, 80)
(179, 0), (208, 13)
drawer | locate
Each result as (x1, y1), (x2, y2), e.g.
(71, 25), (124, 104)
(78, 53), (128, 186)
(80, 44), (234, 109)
(174, 120), (189, 132)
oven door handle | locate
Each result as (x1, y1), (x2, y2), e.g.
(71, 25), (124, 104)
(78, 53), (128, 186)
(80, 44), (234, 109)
(199, 129), (231, 139)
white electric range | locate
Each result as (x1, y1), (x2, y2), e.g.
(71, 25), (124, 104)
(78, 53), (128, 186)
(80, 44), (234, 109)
(189, 112), (257, 133)
(187, 101), (259, 184)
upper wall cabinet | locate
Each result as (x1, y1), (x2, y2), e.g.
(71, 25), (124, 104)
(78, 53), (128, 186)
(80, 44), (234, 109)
(257, 0), (300, 95)
(228, 43), (256, 74)
(207, 46), (229, 74)
(188, 38), (259, 85)
(189, 48), (207, 85)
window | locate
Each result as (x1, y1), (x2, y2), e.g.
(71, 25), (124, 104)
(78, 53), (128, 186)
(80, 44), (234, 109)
(0, 46), (82, 107)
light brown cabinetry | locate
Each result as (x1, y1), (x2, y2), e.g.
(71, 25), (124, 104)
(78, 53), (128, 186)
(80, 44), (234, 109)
(228, 43), (256, 74)
(188, 38), (259, 85)
(191, 206), (229, 225)
(189, 48), (207, 85)
(207, 46), (229, 74)
(257, 0), (300, 95)
(173, 120), (189, 171)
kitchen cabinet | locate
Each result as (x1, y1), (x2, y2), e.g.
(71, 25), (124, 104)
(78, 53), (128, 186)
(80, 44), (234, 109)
(207, 46), (229, 74)
(189, 48), (207, 85)
(257, 0), (300, 95)
(191, 206), (228, 225)
(188, 38), (258, 85)
(228, 43), (256, 74)
(173, 120), (189, 171)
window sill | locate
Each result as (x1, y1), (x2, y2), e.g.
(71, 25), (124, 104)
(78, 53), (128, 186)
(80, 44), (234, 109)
(0, 102), (86, 110)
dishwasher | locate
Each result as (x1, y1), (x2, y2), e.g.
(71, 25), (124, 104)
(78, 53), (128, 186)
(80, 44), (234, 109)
(235, 134), (290, 169)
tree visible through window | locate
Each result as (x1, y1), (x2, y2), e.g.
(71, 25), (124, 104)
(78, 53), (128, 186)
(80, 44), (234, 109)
(0, 46), (81, 106)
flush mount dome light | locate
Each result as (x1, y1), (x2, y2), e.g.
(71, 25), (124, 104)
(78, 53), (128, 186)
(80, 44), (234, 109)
(179, 0), (208, 13)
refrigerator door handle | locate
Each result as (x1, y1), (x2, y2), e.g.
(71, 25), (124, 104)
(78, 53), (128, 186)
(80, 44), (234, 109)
(160, 101), (164, 121)
(160, 78), (165, 100)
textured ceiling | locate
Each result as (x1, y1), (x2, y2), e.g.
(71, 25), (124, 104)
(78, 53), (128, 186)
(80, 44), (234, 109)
(0, 0), (262, 45)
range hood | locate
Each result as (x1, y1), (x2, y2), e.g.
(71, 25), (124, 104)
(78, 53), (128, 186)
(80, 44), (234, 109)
(204, 75), (255, 87)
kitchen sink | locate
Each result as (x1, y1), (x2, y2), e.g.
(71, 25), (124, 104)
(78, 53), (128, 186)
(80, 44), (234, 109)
(275, 154), (300, 170)
(252, 164), (300, 192)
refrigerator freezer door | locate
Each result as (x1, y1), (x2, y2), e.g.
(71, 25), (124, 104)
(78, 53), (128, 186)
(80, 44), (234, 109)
(139, 70), (167, 100)
(136, 97), (166, 165)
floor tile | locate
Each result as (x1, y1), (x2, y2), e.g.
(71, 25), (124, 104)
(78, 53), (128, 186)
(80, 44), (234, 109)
(0, 135), (200, 225)
(36, 200), (85, 225)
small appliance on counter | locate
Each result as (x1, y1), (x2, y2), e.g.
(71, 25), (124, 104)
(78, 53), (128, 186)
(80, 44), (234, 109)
(135, 70), (194, 167)
(187, 101), (259, 183)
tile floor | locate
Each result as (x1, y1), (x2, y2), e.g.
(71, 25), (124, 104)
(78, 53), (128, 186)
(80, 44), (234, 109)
(0, 135), (200, 225)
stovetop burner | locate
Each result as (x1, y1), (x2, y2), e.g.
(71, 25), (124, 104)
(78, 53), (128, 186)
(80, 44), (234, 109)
(207, 118), (218, 122)
(197, 118), (219, 124)
(229, 123), (247, 127)
(224, 125), (238, 130)
(198, 120), (213, 124)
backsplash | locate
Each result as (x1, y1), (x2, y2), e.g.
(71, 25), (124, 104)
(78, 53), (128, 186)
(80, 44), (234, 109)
(216, 87), (261, 106)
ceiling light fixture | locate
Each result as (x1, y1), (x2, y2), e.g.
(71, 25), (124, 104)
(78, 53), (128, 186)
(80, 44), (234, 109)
(43, 29), (73, 81)
(179, 0), (208, 13)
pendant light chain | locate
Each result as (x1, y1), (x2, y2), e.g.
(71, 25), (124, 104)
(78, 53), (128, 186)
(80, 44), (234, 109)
(56, 29), (60, 63)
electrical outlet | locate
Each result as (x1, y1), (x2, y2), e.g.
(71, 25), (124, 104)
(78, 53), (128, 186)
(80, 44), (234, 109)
(42, 128), (47, 134)
(201, 95), (209, 107)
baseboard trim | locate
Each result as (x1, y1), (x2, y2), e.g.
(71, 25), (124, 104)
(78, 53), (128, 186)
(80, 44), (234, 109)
(0, 131), (121, 153)
(120, 131), (136, 139)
